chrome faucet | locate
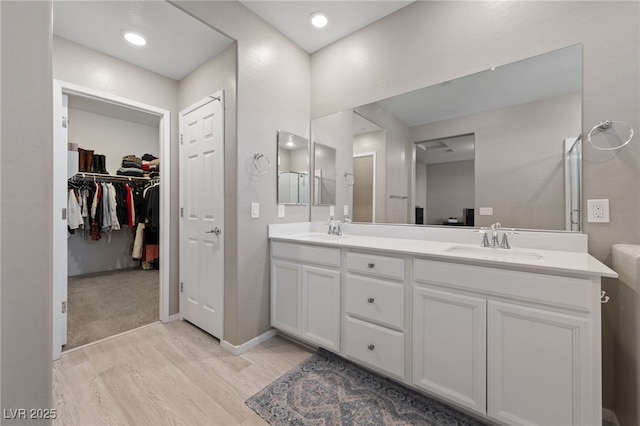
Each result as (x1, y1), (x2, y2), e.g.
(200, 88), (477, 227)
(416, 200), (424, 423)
(478, 222), (517, 249)
(490, 222), (502, 247)
(327, 217), (343, 236)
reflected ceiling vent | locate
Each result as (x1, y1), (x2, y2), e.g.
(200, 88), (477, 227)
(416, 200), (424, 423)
(417, 140), (449, 151)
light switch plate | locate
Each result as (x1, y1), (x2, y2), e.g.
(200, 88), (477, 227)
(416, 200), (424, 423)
(329, 205), (335, 217)
(278, 204), (285, 218)
(344, 205), (349, 216)
(251, 202), (259, 219)
(479, 207), (493, 216)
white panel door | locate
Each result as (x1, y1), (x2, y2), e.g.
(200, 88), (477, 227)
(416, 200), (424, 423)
(301, 265), (341, 350)
(487, 301), (593, 426)
(413, 286), (487, 415)
(180, 93), (224, 339)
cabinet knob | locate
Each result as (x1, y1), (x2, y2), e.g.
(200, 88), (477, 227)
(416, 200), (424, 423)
(367, 297), (375, 303)
(367, 263), (375, 268)
(368, 344), (375, 351)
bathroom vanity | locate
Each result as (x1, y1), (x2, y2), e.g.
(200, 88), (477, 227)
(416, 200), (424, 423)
(268, 222), (617, 426)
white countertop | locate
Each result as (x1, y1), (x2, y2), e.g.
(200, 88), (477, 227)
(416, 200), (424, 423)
(269, 231), (617, 279)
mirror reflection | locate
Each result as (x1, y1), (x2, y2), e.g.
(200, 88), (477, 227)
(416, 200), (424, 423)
(311, 44), (583, 231)
(277, 131), (309, 205)
(415, 134), (475, 226)
(313, 143), (337, 206)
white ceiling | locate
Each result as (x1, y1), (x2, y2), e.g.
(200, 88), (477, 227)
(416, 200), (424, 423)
(53, 1), (414, 80)
(376, 44), (582, 128)
(53, 1), (233, 81)
(239, 1), (414, 53)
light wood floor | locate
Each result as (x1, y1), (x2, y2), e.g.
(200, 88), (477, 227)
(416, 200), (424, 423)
(53, 321), (313, 426)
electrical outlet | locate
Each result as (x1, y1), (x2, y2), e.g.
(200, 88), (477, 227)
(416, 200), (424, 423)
(278, 204), (285, 218)
(251, 202), (259, 219)
(329, 205), (335, 217)
(344, 205), (349, 216)
(587, 199), (609, 223)
(479, 207), (493, 216)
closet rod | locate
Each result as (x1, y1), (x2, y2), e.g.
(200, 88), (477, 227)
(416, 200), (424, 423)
(70, 172), (151, 183)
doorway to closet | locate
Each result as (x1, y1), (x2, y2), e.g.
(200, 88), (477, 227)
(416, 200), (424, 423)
(53, 81), (171, 360)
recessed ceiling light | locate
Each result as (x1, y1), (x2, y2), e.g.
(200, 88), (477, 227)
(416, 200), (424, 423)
(310, 12), (328, 28)
(124, 32), (147, 46)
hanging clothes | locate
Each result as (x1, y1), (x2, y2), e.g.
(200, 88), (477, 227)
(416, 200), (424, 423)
(67, 189), (83, 233)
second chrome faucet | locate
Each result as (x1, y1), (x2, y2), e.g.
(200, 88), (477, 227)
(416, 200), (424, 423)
(479, 222), (517, 249)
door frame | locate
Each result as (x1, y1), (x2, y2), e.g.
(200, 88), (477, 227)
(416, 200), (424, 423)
(178, 91), (225, 334)
(52, 80), (171, 360)
(353, 152), (377, 223)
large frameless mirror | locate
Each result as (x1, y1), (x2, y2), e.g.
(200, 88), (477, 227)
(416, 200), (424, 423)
(277, 130), (309, 205)
(311, 44), (583, 231)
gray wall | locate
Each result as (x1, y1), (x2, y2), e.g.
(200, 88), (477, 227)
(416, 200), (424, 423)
(425, 160), (474, 225)
(176, 1), (311, 346)
(354, 104), (410, 223)
(311, 0), (639, 414)
(1, 1), (53, 422)
(411, 93), (580, 230)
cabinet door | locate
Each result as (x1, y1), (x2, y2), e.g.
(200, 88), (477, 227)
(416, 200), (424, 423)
(413, 286), (487, 415)
(302, 265), (341, 350)
(488, 301), (593, 426)
(271, 259), (301, 335)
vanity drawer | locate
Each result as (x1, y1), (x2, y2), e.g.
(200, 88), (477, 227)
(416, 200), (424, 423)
(345, 316), (405, 380)
(271, 241), (341, 268)
(413, 259), (593, 313)
(345, 274), (404, 330)
(346, 251), (404, 281)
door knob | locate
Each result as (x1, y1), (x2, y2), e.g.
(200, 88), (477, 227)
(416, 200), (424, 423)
(206, 227), (221, 235)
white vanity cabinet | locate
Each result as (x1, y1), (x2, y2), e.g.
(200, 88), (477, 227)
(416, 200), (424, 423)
(344, 251), (406, 380)
(268, 225), (612, 426)
(412, 286), (487, 415)
(270, 241), (341, 350)
(413, 258), (600, 426)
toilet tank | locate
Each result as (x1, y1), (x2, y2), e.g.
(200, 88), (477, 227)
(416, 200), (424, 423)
(612, 244), (640, 426)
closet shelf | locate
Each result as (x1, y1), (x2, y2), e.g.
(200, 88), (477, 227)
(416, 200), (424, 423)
(71, 172), (151, 182)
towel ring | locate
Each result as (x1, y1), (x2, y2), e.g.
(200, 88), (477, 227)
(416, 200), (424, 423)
(344, 172), (355, 186)
(253, 153), (271, 176)
(587, 120), (634, 151)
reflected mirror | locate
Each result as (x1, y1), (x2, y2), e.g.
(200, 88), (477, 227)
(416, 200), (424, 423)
(311, 44), (583, 231)
(313, 143), (337, 206)
(277, 130), (309, 205)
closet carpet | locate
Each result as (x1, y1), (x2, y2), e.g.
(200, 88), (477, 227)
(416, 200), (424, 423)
(65, 269), (159, 351)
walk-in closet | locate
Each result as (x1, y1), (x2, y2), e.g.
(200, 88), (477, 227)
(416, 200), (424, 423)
(65, 96), (162, 350)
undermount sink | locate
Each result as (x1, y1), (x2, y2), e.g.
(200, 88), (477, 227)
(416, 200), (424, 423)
(445, 245), (544, 262)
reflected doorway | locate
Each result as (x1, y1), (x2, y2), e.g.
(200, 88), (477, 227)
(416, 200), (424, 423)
(353, 153), (376, 222)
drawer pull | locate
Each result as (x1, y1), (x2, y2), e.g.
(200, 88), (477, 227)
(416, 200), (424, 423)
(368, 263), (375, 268)
(367, 297), (375, 303)
(368, 344), (375, 351)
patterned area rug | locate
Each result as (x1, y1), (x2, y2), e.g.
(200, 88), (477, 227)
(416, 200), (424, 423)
(246, 348), (486, 425)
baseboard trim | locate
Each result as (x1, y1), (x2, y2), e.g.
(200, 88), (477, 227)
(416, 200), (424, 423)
(221, 329), (278, 355)
(166, 314), (180, 323)
(602, 408), (620, 426)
